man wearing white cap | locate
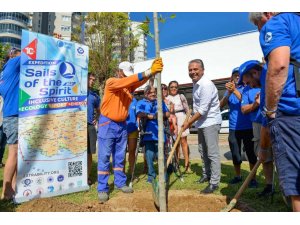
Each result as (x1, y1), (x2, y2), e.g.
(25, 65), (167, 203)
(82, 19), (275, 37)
(97, 58), (163, 203)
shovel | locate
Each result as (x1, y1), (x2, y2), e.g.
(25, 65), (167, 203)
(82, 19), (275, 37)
(152, 109), (191, 209)
(221, 160), (261, 212)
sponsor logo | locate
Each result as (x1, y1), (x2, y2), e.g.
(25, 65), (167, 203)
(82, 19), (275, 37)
(59, 62), (76, 79)
(22, 179), (33, 187)
(23, 189), (32, 197)
(57, 175), (64, 182)
(22, 38), (37, 60)
(47, 176), (54, 183)
(47, 185), (55, 193)
(36, 187), (44, 195)
(77, 180), (82, 187)
(58, 184), (64, 191)
(265, 32), (272, 43)
(77, 47), (84, 54)
(36, 177), (44, 185)
(57, 40), (64, 48)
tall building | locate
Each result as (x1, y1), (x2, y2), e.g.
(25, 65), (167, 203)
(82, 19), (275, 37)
(0, 12), (30, 48)
(130, 21), (147, 63)
(32, 12), (72, 40)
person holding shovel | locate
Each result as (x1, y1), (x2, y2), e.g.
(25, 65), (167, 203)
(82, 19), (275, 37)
(249, 12), (300, 211)
(97, 58), (163, 203)
(182, 59), (222, 194)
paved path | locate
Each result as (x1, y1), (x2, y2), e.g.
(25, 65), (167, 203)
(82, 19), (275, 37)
(187, 134), (247, 161)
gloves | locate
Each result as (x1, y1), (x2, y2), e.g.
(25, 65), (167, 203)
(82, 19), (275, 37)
(145, 58), (164, 77)
(151, 57), (163, 75)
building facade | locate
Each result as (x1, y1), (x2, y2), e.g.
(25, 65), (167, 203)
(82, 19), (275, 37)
(0, 12), (30, 48)
(32, 12), (72, 40)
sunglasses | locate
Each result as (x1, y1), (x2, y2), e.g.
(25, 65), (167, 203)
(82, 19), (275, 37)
(169, 86), (178, 89)
(162, 86), (167, 90)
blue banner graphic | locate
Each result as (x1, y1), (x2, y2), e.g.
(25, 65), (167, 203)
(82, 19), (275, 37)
(15, 30), (89, 203)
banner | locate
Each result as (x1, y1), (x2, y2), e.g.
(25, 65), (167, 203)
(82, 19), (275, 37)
(15, 30), (89, 203)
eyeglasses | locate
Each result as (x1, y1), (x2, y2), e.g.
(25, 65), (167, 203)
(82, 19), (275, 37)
(169, 86), (178, 89)
(162, 87), (167, 90)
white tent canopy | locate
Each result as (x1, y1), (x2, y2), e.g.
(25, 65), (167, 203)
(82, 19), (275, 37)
(133, 31), (263, 90)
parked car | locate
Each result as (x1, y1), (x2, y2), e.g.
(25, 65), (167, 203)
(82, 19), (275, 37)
(219, 109), (229, 134)
(189, 109), (229, 134)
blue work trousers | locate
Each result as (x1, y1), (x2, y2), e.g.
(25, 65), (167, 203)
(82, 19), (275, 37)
(97, 116), (127, 193)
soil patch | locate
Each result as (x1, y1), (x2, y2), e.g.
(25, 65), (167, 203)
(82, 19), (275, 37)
(17, 190), (253, 212)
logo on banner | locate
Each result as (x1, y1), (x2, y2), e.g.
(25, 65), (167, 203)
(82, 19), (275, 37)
(23, 189), (32, 197)
(77, 47), (84, 54)
(59, 62), (76, 79)
(23, 38), (37, 60)
(57, 175), (64, 182)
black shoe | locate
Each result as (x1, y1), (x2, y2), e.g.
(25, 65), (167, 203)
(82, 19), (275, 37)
(248, 179), (258, 188)
(257, 185), (273, 197)
(196, 177), (210, 184)
(200, 184), (219, 194)
(229, 176), (242, 184)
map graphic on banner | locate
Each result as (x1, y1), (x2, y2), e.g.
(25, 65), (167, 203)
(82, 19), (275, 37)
(15, 30), (89, 203)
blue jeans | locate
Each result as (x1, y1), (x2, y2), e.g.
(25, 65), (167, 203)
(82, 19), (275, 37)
(0, 125), (7, 163)
(144, 141), (158, 182)
(3, 116), (18, 144)
(269, 111), (300, 196)
(97, 115), (127, 193)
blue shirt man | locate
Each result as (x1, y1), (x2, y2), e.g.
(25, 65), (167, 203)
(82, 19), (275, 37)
(126, 97), (138, 134)
(87, 89), (100, 125)
(0, 53), (21, 200)
(136, 85), (169, 183)
(0, 56), (20, 118)
(250, 12), (300, 210)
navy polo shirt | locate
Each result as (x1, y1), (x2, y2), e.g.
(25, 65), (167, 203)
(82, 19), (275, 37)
(87, 90), (100, 124)
(126, 97), (138, 133)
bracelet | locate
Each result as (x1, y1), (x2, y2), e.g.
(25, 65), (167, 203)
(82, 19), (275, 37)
(144, 69), (152, 78)
(260, 148), (270, 153)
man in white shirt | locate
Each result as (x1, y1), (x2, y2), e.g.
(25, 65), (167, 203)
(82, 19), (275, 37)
(182, 59), (222, 194)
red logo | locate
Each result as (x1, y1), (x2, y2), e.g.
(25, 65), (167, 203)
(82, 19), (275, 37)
(22, 38), (37, 60)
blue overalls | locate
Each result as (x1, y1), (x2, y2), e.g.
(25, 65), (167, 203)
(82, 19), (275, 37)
(97, 115), (127, 192)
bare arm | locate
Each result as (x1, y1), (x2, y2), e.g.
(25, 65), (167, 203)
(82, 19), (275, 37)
(265, 46), (290, 117)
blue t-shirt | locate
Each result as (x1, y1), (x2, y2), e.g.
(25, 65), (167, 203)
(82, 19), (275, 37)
(136, 98), (169, 141)
(87, 90), (100, 124)
(226, 86), (252, 130)
(241, 87), (263, 124)
(126, 97), (138, 133)
(259, 13), (300, 115)
(0, 56), (20, 117)
(259, 65), (268, 127)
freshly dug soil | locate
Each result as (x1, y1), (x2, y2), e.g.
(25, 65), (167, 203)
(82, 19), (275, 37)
(17, 190), (253, 212)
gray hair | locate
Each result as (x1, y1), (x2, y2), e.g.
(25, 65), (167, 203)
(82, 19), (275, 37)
(249, 12), (278, 24)
(144, 85), (152, 95)
(249, 12), (264, 24)
(188, 59), (204, 70)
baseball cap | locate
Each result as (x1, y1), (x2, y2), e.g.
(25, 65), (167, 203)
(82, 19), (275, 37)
(118, 61), (134, 76)
(237, 60), (261, 85)
(231, 67), (239, 75)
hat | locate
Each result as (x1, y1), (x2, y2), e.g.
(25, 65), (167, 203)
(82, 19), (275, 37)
(237, 60), (260, 85)
(118, 61), (134, 76)
(231, 67), (239, 75)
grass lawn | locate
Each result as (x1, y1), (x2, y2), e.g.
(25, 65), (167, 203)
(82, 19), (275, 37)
(0, 151), (291, 212)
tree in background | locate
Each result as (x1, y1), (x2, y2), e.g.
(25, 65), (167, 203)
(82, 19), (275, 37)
(0, 43), (10, 69)
(72, 12), (139, 95)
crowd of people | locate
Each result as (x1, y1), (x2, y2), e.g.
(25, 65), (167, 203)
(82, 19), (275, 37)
(0, 12), (299, 212)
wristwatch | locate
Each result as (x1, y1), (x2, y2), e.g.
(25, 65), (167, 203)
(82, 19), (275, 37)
(261, 106), (276, 117)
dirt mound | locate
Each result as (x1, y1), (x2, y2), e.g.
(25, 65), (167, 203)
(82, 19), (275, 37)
(17, 190), (253, 212)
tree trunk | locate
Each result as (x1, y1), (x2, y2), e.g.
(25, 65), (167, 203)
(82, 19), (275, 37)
(153, 12), (167, 212)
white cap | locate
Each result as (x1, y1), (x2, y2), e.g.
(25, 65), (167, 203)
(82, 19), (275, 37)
(118, 61), (134, 76)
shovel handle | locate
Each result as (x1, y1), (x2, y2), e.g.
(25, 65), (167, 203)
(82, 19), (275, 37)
(221, 160), (261, 212)
(166, 109), (192, 167)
